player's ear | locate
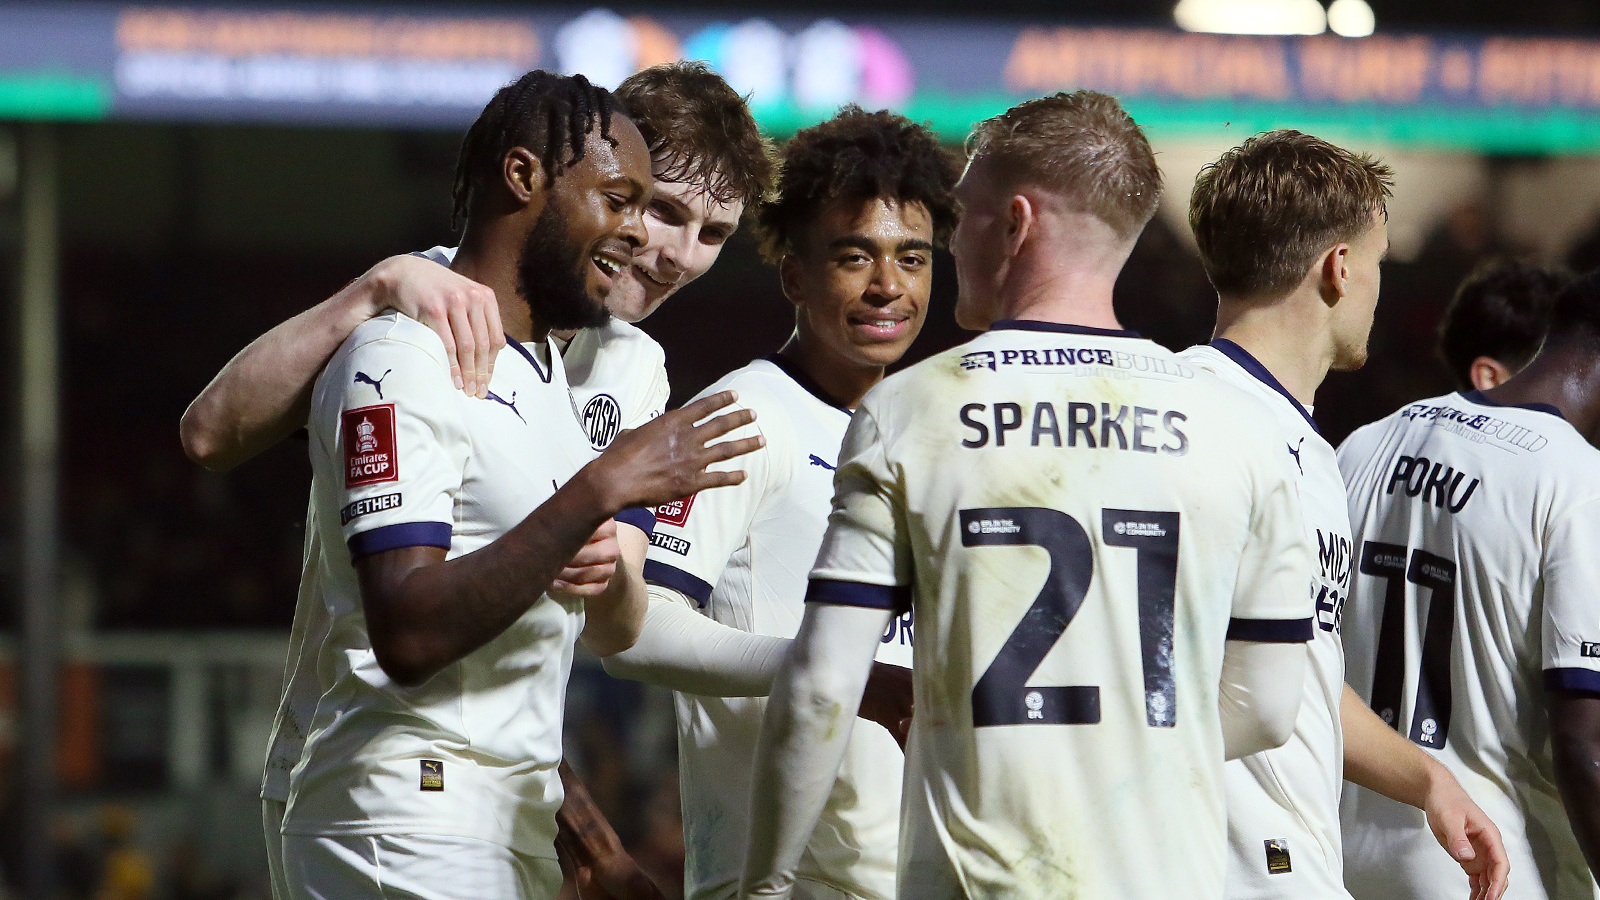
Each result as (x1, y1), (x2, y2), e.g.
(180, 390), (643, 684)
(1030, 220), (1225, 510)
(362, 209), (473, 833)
(1318, 242), (1351, 307)
(1469, 355), (1514, 390)
(1005, 194), (1033, 258)
(779, 254), (805, 308)
(502, 147), (547, 206)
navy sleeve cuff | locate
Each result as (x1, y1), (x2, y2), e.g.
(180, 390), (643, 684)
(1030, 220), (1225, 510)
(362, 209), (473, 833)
(1226, 616), (1314, 643)
(806, 579), (912, 616)
(615, 507), (657, 536)
(1545, 667), (1600, 696)
(348, 521), (452, 561)
(643, 559), (714, 607)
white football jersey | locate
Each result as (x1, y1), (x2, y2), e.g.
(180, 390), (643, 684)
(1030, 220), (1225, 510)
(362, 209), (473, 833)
(643, 357), (912, 900)
(1180, 342), (1353, 899)
(260, 247), (668, 806)
(809, 321), (1315, 900)
(1338, 391), (1600, 900)
(279, 313), (597, 857)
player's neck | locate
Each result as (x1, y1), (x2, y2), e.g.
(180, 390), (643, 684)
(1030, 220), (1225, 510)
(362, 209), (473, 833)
(1212, 296), (1333, 407)
(1484, 344), (1600, 440)
(450, 228), (547, 344)
(995, 250), (1123, 332)
(776, 334), (882, 410)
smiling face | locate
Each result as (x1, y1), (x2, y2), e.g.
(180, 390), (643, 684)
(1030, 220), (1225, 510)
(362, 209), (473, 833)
(519, 119), (653, 328)
(782, 197), (934, 371)
(603, 174), (745, 323)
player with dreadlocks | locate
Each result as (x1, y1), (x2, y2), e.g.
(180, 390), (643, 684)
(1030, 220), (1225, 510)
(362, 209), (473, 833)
(601, 106), (959, 900)
(177, 64), (773, 900)
(248, 70), (758, 900)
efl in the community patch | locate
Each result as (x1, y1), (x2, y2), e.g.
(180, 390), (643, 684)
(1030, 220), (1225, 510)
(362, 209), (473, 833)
(1264, 839), (1292, 874)
(656, 494), (695, 528)
(420, 759), (444, 791)
(344, 404), (398, 488)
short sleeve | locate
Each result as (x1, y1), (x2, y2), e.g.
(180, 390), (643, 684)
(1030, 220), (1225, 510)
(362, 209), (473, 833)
(316, 334), (466, 561)
(1228, 442), (1316, 642)
(807, 403), (913, 615)
(643, 394), (770, 606)
(1542, 497), (1600, 695)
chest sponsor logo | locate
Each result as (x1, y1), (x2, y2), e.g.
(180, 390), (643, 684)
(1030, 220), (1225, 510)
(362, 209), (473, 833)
(656, 495), (695, 528)
(1582, 642), (1600, 658)
(344, 404), (398, 488)
(419, 759), (443, 791)
(583, 393), (623, 449)
(341, 492), (401, 525)
(649, 531), (691, 556)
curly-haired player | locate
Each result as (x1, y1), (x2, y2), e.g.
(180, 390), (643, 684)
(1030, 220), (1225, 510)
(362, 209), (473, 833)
(600, 106), (959, 900)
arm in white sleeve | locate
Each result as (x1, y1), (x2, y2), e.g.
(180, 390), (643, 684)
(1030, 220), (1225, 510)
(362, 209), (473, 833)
(600, 584), (791, 696)
(741, 601), (891, 899)
(1218, 639), (1307, 760)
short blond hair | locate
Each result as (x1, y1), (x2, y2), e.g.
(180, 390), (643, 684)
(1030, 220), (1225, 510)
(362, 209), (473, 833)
(966, 90), (1162, 239)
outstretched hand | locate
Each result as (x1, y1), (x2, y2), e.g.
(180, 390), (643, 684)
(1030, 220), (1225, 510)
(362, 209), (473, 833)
(368, 253), (504, 399)
(1425, 773), (1510, 900)
(588, 391), (764, 511)
(858, 661), (913, 749)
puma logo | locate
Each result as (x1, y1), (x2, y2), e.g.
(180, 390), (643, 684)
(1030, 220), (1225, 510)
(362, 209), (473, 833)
(1287, 437), (1304, 475)
(354, 369), (392, 399)
(808, 454), (836, 471)
(486, 390), (525, 424)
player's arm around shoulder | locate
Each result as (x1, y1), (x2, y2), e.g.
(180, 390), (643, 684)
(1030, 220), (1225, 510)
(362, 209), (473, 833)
(180, 254), (500, 471)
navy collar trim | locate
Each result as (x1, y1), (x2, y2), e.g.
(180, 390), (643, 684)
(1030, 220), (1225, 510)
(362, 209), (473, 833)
(505, 334), (552, 383)
(1460, 389), (1565, 420)
(1209, 339), (1319, 434)
(990, 319), (1141, 339)
(764, 354), (853, 415)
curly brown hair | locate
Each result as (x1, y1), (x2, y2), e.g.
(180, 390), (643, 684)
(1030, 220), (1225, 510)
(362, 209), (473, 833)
(616, 61), (773, 209)
(754, 106), (960, 263)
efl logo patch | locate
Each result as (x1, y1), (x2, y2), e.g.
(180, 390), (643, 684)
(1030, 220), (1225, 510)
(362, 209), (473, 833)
(420, 759), (444, 791)
(344, 405), (398, 488)
(656, 495), (695, 528)
(341, 493), (401, 526)
(1582, 642), (1600, 658)
(1264, 840), (1292, 874)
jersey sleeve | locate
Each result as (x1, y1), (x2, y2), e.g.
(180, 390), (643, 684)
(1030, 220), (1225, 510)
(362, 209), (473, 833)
(807, 402), (913, 616)
(627, 353), (670, 431)
(1541, 496), (1600, 695)
(317, 334), (467, 561)
(1227, 441), (1316, 642)
(642, 393), (771, 606)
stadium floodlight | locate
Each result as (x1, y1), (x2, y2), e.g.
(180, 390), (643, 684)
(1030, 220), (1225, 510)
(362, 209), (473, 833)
(1326, 0), (1376, 37)
(1173, 0), (1327, 35)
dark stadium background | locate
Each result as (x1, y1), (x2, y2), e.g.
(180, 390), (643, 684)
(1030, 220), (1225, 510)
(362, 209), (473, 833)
(0, 1), (1598, 897)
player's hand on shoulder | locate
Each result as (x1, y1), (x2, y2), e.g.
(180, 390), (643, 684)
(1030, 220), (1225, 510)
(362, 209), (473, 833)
(1423, 766), (1510, 900)
(550, 519), (622, 601)
(367, 254), (503, 400)
(587, 391), (764, 510)
(858, 661), (913, 749)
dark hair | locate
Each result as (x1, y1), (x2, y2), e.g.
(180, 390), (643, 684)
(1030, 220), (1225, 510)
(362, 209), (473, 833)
(1190, 129), (1393, 299)
(754, 106), (959, 263)
(1437, 259), (1569, 389)
(451, 70), (621, 232)
(966, 90), (1161, 240)
(1545, 267), (1600, 353)
(616, 61), (773, 208)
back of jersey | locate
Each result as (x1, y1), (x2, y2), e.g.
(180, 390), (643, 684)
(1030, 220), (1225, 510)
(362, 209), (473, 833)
(1338, 392), (1600, 900)
(812, 322), (1313, 900)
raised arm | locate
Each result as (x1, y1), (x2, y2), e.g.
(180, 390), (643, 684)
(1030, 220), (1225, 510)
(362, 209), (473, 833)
(180, 254), (502, 471)
(1548, 690), (1600, 887)
(1342, 684), (1509, 900)
(360, 392), (761, 686)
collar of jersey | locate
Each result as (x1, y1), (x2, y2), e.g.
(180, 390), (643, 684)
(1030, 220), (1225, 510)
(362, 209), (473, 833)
(504, 333), (552, 383)
(764, 354), (852, 415)
(1459, 389), (1565, 420)
(990, 319), (1141, 339)
(1209, 338), (1319, 434)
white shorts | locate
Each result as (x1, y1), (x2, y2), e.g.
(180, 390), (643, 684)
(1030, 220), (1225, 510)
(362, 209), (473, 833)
(263, 798), (288, 900)
(282, 832), (562, 900)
